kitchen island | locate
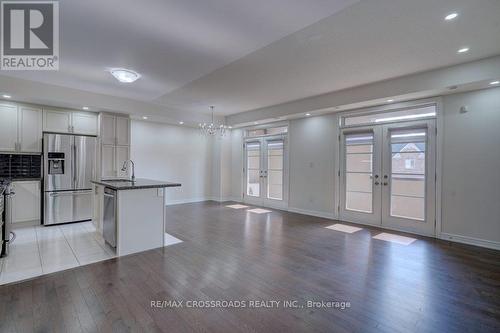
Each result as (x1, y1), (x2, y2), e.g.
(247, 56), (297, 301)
(91, 178), (181, 256)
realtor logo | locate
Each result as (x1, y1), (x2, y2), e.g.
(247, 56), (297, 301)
(1, 1), (59, 70)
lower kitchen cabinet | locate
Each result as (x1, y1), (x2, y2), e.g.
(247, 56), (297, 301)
(12, 181), (41, 223)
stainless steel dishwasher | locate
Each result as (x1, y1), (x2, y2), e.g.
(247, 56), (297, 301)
(103, 187), (117, 247)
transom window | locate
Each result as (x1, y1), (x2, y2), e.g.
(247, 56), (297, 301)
(341, 105), (436, 127)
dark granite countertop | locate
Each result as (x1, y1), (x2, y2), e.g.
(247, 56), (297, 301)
(10, 178), (42, 182)
(91, 178), (181, 191)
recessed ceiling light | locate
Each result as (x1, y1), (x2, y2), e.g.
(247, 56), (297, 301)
(490, 81), (499, 85)
(387, 99), (394, 103)
(457, 47), (469, 54)
(445, 13), (458, 21)
(305, 113), (311, 116)
(179, 121), (184, 125)
(228, 126), (233, 129)
(82, 106), (89, 110)
(142, 116), (148, 120)
(2, 94), (11, 99)
(110, 68), (141, 83)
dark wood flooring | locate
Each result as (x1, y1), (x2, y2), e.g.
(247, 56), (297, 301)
(1, 201), (499, 332)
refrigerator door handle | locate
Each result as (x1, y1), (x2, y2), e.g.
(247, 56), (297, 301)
(73, 143), (77, 187)
(49, 190), (93, 197)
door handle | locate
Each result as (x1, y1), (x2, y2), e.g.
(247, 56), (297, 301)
(374, 181), (380, 185)
(383, 182), (388, 186)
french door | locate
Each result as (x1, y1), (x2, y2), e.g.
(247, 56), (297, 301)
(339, 120), (436, 236)
(243, 136), (287, 208)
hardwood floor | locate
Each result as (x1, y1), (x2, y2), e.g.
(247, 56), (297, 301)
(1, 201), (499, 332)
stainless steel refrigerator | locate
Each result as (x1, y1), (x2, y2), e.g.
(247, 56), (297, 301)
(43, 133), (96, 225)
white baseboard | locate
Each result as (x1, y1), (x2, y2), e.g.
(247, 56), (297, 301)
(164, 199), (500, 252)
(439, 233), (500, 251)
(165, 196), (241, 206)
(287, 207), (336, 220)
(165, 197), (209, 206)
(207, 196), (241, 203)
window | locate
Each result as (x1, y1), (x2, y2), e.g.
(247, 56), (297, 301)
(390, 129), (426, 221)
(342, 105), (436, 127)
(246, 126), (287, 138)
(344, 133), (374, 213)
(405, 159), (415, 169)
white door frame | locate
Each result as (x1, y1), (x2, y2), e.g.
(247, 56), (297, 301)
(337, 99), (441, 237)
(243, 134), (289, 209)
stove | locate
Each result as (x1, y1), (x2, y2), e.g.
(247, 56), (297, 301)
(1, 178), (14, 257)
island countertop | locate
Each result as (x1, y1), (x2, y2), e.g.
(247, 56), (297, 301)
(91, 178), (181, 190)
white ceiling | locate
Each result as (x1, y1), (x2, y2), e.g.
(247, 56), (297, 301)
(1, 0), (500, 118)
(0, 0), (357, 102)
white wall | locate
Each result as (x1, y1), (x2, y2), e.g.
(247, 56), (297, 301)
(131, 120), (213, 204)
(288, 114), (338, 217)
(441, 87), (500, 246)
(230, 129), (244, 200)
(228, 88), (500, 249)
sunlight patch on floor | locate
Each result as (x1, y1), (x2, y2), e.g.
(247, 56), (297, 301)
(373, 232), (417, 245)
(325, 223), (363, 234)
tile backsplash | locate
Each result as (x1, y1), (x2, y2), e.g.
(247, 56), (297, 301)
(0, 154), (42, 179)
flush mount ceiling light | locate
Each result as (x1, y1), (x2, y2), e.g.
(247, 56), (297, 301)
(179, 121), (184, 125)
(2, 94), (11, 99)
(457, 47), (469, 54)
(82, 106), (89, 110)
(109, 68), (141, 83)
(445, 12), (458, 21)
(387, 99), (394, 103)
(490, 81), (499, 85)
(305, 113), (311, 116)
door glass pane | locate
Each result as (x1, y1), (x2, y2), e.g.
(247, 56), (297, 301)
(390, 129), (426, 220)
(246, 142), (260, 197)
(345, 133), (373, 213)
(267, 140), (283, 200)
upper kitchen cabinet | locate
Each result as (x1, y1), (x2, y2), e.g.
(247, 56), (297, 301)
(19, 106), (43, 152)
(116, 116), (130, 146)
(43, 109), (72, 133)
(0, 103), (42, 153)
(72, 112), (98, 135)
(43, 109), (98, 135)
(100, 113), (130, 145)
(0, 103), (19, 152)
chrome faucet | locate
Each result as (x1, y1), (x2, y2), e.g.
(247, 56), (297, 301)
(121, 160), (135, 182)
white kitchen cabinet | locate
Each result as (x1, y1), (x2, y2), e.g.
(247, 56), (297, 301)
(100, 114), (129, 145)
(43, 109), (72, 133)
(99, 113), (131, 178)
(101, 145), (116, 178)
(0, 103), (42, 153)
(0, 103), (18, 152)
(43, 109), (98, 135)
(115, 146), (130, 177)
(100, 114), (116, 145)
(72, 112), (98, 135)
(19, 106), (43, 152)
(12, 181), (41, 223)
(115, 117), (130, 146)
(93, 184), (104, 232)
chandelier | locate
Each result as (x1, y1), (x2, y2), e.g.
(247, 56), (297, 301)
(199, 106), (230, 136)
